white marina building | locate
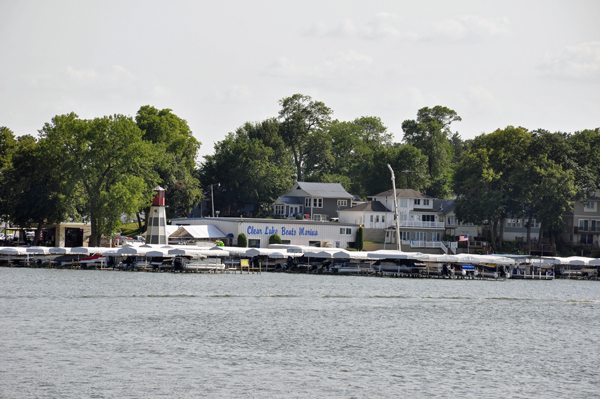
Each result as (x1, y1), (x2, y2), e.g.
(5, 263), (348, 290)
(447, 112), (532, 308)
(169, 217), (360, 249)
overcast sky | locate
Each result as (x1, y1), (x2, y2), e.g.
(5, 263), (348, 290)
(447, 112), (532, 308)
(1, 0), (598, 159)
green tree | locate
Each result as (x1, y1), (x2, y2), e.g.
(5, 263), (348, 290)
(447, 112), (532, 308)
(278, 94), (333, 181)
(402, 106), (461, 198)
(355, 226), (364, 251)
(237, 232), (247, 247)
(0, 127), (18, 219)
(315, 116), (393, 196)
(40, 113), (161, 246)
(135, 106), (202, 220)
(361, 144), (429, 196)
(567, 128), (600, 195)
(2, 135), (77, 244)
(198, 126), (293, 215)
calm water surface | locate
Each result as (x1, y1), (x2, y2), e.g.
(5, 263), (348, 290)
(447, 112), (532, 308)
(1, 268), (599, 398)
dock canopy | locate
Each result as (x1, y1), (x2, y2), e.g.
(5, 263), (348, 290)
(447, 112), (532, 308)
(169, 225), (227, 241)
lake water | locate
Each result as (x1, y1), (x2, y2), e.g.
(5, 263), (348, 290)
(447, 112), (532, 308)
(1, 268), (599, 398)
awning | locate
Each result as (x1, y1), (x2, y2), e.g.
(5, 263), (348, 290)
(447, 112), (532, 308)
(169, 225), (227, 239)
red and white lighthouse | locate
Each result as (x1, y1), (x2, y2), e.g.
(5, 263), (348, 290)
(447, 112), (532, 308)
(146, 186), (167, 245)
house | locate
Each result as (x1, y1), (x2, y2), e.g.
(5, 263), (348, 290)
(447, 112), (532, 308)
(272, 182), (354, 221)
(338, 189), (448, 252)
(562, 190), (600, 251)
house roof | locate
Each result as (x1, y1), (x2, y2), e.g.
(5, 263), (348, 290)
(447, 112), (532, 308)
(368, 189), (434, 199)
(434, 199), (455, 215)
(291, 182), (354, 199)
(339, 201), (391, 213)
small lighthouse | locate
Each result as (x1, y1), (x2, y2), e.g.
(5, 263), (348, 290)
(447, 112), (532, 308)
(146, 186), (167, 245)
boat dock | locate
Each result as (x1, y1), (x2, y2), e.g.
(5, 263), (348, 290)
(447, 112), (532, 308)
(1, 245), (599, 280)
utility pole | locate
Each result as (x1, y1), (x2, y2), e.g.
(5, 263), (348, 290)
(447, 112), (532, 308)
(387, 164), (402, 252)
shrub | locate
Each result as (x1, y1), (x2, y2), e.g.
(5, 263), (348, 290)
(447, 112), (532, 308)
(269, 234), (282, 244)
(237, 233), (247, 247)
(355, 227), (364, 251)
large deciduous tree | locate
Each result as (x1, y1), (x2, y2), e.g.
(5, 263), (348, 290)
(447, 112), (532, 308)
(3, 135), (77, 244)
(0, 127), (18, 219)
(135, 106), (202, 220)
(198, 120), (294, 215)
(41, 113), (160, 246)
(278, 94), (333, 182)
(402, 106), (461, 198)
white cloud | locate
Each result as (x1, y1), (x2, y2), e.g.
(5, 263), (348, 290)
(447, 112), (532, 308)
(418, 15), (511, 42)
(302, 13), (400, 40)
(462, 85), (499, 111)
(537, 41), (600, 80)
(359, 12), (401, 40)
(303, 14), (509, 43)
(66, 66), (99, 82)
(216, 85), (250, 102)
(263, 50), (373, 80)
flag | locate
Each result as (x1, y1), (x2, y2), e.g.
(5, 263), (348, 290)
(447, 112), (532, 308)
(459, 235), (468, 242)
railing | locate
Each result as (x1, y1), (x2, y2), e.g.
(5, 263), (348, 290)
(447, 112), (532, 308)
(577, 226), (600, 232)
(402, 240), (447, 251)
(399, 221), (445, 229)
(446, 242), (457, 254)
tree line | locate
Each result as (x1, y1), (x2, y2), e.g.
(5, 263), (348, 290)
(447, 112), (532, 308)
(1, 93), (598, 247)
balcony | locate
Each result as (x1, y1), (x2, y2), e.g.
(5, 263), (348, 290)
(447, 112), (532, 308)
(399, 221), (445, 229)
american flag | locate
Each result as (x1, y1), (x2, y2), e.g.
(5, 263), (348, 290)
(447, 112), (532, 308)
(459, 235), (468, 242)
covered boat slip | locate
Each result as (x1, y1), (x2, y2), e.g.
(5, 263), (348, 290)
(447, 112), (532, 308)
(1, 244), (599, 279)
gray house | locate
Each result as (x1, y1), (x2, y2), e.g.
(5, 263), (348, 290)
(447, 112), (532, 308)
(272, 182), (354, 221)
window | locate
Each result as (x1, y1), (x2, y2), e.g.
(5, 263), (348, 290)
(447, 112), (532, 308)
(337, 199), (347, 207)
(340, 228), (352, 235)
(579, 219), (589, 231)
(248, 239), (261, 248)
(414, 199), (421, 205)
(448, 216), (458, 226)
(422, 215), (435, 222)
(400, 231), (410, 240)
(581, 234), (594, 244)
(584, 202), (597, 212)
(413, 231), (426, 241)
(304, 198), (323, 208)
(376, 215), (379, 223)
(305, 198), (311, 208)
(400, 199), (408, 207)
(430, 232), (441, 241)
(313, 214), (325, 221)
(382, 216), (385, 223)
(274, 205), (284, 215)
(370, 215), (373, 222)
(423, 199), (430, 206)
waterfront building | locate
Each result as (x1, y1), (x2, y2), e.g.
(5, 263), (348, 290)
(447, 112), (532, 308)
(170, 217), (359, 249)
(339, 189), (448, 252)
(562, 190), (600, 253)
(271, 182), (354, 221)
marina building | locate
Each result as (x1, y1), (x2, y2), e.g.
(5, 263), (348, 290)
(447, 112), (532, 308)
(170, 217), (360, 249)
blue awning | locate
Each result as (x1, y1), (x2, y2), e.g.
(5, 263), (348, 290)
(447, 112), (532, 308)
(461, 265), (475, 270)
